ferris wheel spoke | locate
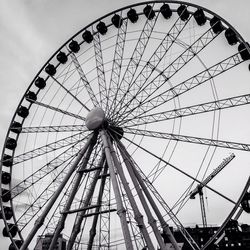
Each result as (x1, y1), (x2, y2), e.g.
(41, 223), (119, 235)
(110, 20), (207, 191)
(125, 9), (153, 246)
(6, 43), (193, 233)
(117, 140), (200, 250)
(20, 125), (87, 133)
(109, 7), (160, 117)
(111, 12), (194, 122)
(114, 24), (220, 122)
(10, 138), (86, 199)
(17, 146), (85, 231)
(66, 153), (105, 250)
(19, 133), (96, 250)
(30, 99), (86, 121)
(12, 131), (88, 165)
(51, 75), (90, 112)
(48, 134), (97, 250)
(38, 142), (102, 241)
(16, 153), (79, 231)
(19, 154), (87, 236)
(106, 17), (128, 115)
(122, 93), (250, 127)
(124, 127), (250, 151)
(120, 52), (243, 122)
(70, 53), (99, 108)
(92, 31), (108, 109)
(119, 133), (237, 207)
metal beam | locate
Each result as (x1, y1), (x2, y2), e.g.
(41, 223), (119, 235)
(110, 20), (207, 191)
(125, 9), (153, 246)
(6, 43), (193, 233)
(107, 17), (128, 115)
(108, 137), (155, 249)
(112, 11), (192, 122)
(201, 177), (250, 250)
(118, 139), (169, 250)
(11, 142), (80, 199)
(117, 140), (183, 250)
(119, 52), (242, 122)
(12, 131), (88, 165)
(110, 8), (159, 117)
(15, 141), (92, 232)
(70, 52), (99, 107)
(51, 75), (90, 112)
(115, 25), (220, 122)
(100, 130), (134, 250)
(119, 132), (237, 207)
(20, 125), (86, 133)
(93, 31), (108, 109)
(199, 193), (207, 228)
(31, 99), (86, 121)
(124, 127), (250, 152)
(20, 133), (96, 250)
(66, 154), (105, 250)
(87, 163), (108, 250)
(48, 133), (97, 250)
(122, 93), (250, 127)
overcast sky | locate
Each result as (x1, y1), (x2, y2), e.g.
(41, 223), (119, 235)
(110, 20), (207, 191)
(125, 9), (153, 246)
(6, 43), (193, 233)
(0, 0), (250, 248)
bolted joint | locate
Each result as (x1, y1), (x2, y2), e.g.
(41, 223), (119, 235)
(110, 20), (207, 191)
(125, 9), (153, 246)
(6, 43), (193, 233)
(89, 227), (96, 238)
(135, 213), (145, 228)
(34, 217), (44, 228)
(116, 207), (127, 217)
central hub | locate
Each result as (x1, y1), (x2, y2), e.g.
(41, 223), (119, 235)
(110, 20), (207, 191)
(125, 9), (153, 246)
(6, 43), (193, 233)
(85, 107), (105, 130)
(85, 107), (124, 139)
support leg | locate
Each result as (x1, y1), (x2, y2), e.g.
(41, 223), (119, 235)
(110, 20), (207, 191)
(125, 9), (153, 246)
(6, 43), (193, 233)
(66, 153), (105, 250)
(48, 133), (97, 250)
(87, 163), (108, 250)
(20, 133), (96, 250)
(118, 140), (168, 250)
(107, 136), (155, 250)
(100, 130), (134, 250)
(117, 140), (181, 250)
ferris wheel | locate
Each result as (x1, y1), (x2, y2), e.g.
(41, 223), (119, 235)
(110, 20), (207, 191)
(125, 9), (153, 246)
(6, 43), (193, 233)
(1, 1), (250, 249)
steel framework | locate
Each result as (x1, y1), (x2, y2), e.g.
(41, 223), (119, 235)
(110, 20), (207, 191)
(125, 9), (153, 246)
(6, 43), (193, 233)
(1, 1), (250, 250)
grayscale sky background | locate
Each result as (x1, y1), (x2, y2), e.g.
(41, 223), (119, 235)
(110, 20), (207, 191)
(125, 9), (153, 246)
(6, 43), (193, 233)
(0, 0), (250, 249)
